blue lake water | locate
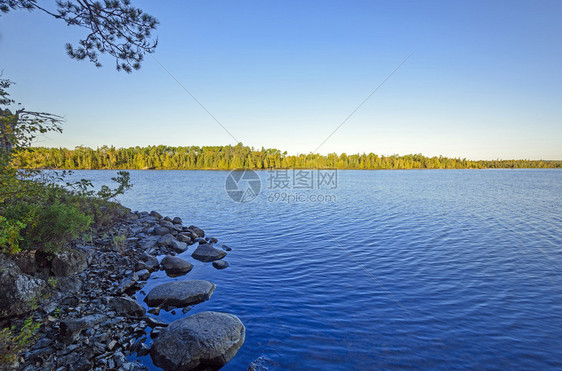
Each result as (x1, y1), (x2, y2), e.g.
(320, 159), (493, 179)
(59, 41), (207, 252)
(63, 169), (562, 370)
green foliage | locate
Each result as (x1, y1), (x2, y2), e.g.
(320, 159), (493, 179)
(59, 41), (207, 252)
(14, 144), (562, 170)
(0, 215), (26, 254)
(97, 171), (132, 200)
(112, 234), (127, 254)
(3, 200), (92, 254)
(0, 316), (40, 366)
(47, 277), (58, 288)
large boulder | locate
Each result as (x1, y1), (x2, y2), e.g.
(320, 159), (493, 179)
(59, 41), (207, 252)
(150, 311), (245, 370)
(50, 246), (92, 276)
(0, 255), (46, 318)
(191, 244), (226, 262)
(144, 280), (215, 308)
(161, 256), (193, 276)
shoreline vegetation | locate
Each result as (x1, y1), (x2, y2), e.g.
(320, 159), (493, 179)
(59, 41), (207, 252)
(17, 144), (561, 170)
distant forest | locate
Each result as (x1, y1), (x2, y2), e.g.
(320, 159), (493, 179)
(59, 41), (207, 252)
(15, 144), (561, 170)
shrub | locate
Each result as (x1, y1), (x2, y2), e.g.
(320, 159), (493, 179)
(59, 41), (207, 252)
(3, 200), (92, 254)
(0, 215), (26, 254)
(0, 316), (40, 366)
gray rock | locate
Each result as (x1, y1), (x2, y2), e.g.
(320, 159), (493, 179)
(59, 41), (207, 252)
(136, 269), (151, 280)
(188, 225), (205, 237)
(172, 217), (183, 224)
(212, 260), (229, 270)
(56, 276), (83, 293)
(149, 211), (162, 219)
(110, 297), (146, 317)
(145, 316), (168, 328)
(10, 252), (39, 275)
(144, 280), (215, 308)
(163, 216), (173, 222)
(208, 237), (218, 244)
(51, 246), (92, 276)
(176, 233), (192, 244)
(192, 244), (227, 262)
(114, 351), (126, 367)
(137, 343), (150, 357)
(60, 314), (107, 343)
(138, 253), (159, 271)
(169, 240), (188, 253)
(116, 273), (138, 294)
(151, 327), (164, 338)
(138, 235), (159, 250)
(160, 221), (175, 230)
(153, 226), (170, 236)
(221, 244), (233, 252)
(0, 255), (46, 318)
(120, 361), (148, 371)
(150, 311), (245, 370)
(157, 234), (175, 247)
(161, 256), (193, 276)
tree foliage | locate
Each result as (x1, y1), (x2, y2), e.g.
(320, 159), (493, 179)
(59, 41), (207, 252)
(0, 0), (158, 72)
(15, 143), (562, 170)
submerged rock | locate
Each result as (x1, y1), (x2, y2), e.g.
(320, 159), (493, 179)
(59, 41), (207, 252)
(248, 355), (280, 371)
(212, 260), (229, 270)
(144, 280), (215, 308)
(150, 311), (245, 371)
(221, 244), (233, 251)
(161, 255), (193, 276)
(192, 244), (226, 262)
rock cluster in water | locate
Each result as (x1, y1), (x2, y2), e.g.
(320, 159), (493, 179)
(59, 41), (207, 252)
(0, 209), (243, 371)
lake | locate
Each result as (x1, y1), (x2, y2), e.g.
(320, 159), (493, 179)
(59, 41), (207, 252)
(62, 169), (562, 370)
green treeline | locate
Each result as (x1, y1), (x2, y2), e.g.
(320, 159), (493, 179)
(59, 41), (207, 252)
(15, 144), (562, 170)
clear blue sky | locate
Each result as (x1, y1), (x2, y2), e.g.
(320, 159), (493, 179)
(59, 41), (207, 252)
(1, 0), (561, 160)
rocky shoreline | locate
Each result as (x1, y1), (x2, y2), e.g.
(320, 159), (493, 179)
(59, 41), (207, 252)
(0, 209), (244, 371)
